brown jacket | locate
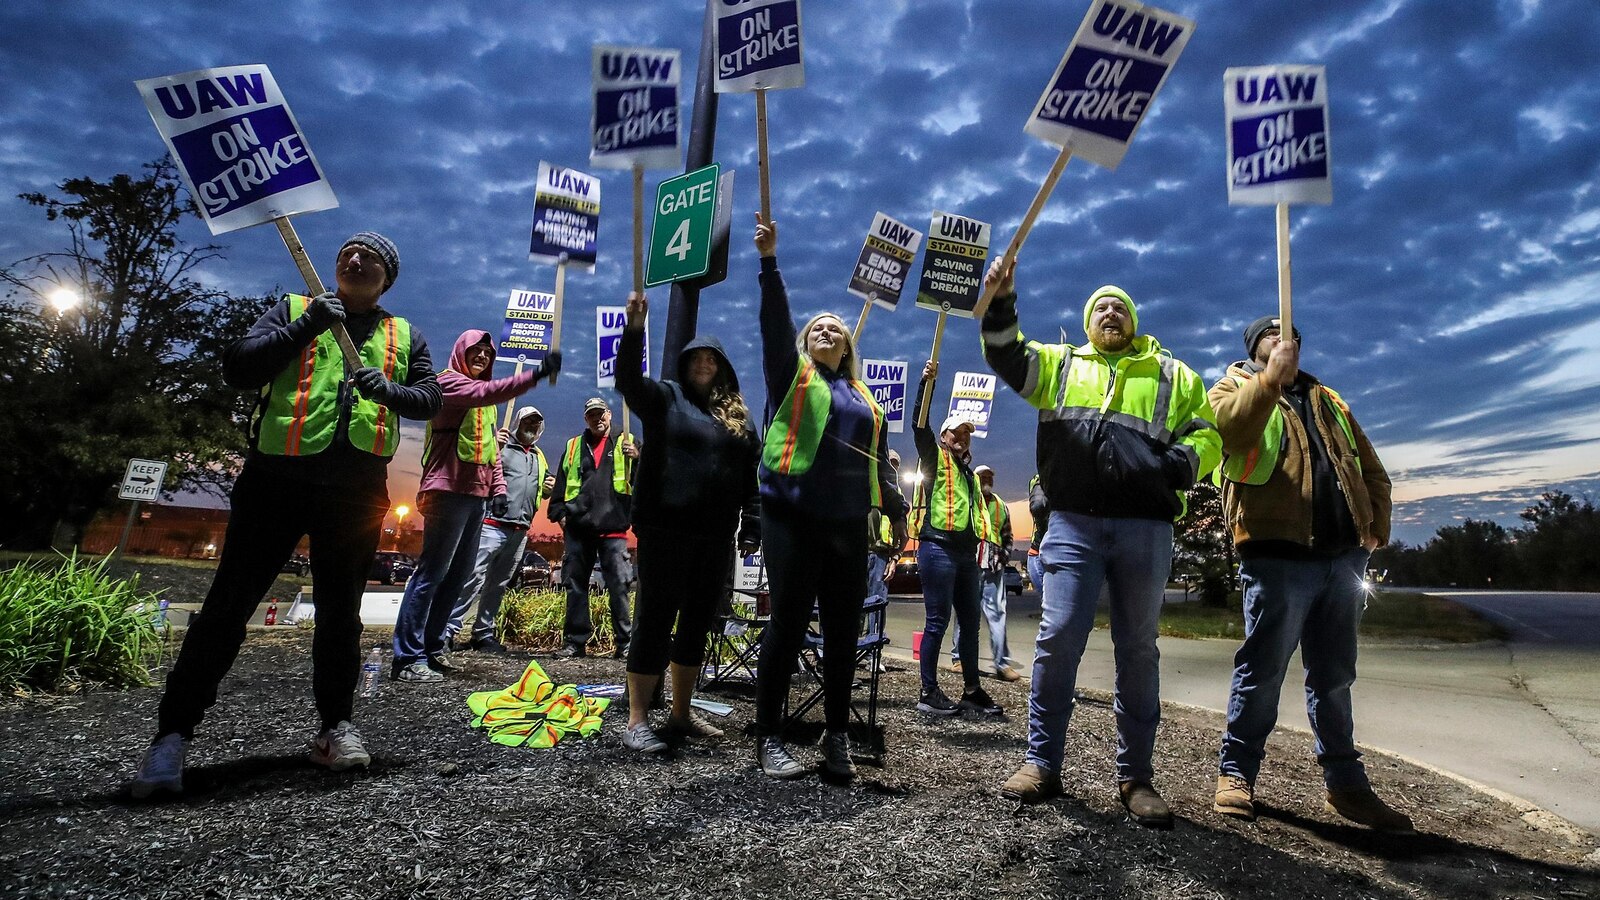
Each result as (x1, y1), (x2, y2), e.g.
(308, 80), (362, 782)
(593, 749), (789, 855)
(1210, 363), (1391, 549)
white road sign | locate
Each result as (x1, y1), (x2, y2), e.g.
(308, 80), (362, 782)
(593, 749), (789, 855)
(118, 458), (168, 502)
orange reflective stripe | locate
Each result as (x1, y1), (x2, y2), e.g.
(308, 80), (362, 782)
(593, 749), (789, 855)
(1240, 445), (1261, 481)
(778, 364), (815, 471)
(369, 317), (400, 454)
(287, 343), (317, 455)
(943, 452), (956, 527)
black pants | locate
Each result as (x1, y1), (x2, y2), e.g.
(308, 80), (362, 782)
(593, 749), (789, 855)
(560, 532), (634, 650)
(755, 505), (868, 734)
(157, 463), (388, 737)
(626, 524), (736, 675)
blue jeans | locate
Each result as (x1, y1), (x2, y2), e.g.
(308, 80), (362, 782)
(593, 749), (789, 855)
(445, 522), (527, 644)
(865, 553), (890, 605)
(951, 568), (1011, 671)
(1028, 511), (1172, 783)
(560, 533), (633, 650)
(1027, 552), (1044, 599)
(393, 492), (486, 667)
(918, 540), (981, 693)
(1219, 549), (1371, 790)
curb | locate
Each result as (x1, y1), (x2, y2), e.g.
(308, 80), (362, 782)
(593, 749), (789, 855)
(882, 646), (1597, 847)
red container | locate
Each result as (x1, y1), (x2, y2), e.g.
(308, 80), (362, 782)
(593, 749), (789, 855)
(911, 630), (923, 659)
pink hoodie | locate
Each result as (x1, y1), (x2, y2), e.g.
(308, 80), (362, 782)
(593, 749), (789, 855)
(417, 329), (540, 501)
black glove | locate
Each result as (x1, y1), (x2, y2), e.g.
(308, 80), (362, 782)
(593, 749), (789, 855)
(534, 350), (563, 384)
(304, 291), (346, 333)
(351, 366), (396, 405)
(489, 494), (509, 518)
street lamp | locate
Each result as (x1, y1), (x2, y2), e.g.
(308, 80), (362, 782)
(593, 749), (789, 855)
(392, 504), (410, 551)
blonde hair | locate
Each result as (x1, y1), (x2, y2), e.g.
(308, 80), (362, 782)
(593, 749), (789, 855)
(794, 313), (860, 381)
(709, 384), (751, 437)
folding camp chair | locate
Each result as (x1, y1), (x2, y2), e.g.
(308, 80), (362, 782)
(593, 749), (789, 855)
(699, 552), (769, 691)
(785, 594), (891, 765)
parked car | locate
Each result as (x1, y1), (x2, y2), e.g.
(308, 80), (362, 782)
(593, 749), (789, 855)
(280, 553), (310, 577)
(508, 550), (553, 590)
(369, 551), (416, 585)
(1003, 562), (1024, 595)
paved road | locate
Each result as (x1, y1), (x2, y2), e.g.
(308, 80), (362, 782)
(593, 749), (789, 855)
(884, 589), (1600, 833)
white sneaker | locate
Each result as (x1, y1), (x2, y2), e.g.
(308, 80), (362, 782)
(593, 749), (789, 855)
(622, 722), (669, 754)
(308, 721), (372, 771)
(394, 661), (444, 684)
(131, 733), (187, 798)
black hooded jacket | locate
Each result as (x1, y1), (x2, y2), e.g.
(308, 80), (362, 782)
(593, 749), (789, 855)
(616, 326), (761, 545)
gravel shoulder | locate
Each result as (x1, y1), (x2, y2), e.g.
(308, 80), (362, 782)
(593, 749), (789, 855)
(1, 630), (1596, 899)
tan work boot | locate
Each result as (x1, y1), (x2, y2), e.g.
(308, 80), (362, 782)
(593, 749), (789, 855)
(949, 660), (963, 674)
(1119, 780), (1174, 829)
(995, 666), (1022, 683)
(1213, 774), (1255, 820)
(1326, 786), (1414, 833)
(1000, 763), (1062, 804)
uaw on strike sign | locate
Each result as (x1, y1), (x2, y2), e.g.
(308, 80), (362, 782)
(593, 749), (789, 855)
(1225, 65), (1331, 206)
(136, 65), (337, 235)
(862, 359), (908, 434)
(1024, 1), (1194, 170)
(591, 45), (681, 170)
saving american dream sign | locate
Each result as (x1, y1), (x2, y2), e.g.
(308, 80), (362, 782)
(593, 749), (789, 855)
(529, 162), (601, 267)
(1024, 1), (1194, 170)
(1224, 65), (1331, 206)
(591, 45), (681, 170)
(916, 212), (991, 317)
(715, 0), (805, 92)
(135, 65), (337, 235)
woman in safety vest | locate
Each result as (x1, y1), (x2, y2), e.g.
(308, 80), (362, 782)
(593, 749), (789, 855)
(751, 212), (908, 782)
(392, 330), (560, 682)
(613, 289), (761, 755)
(910, 360), (1004, 718)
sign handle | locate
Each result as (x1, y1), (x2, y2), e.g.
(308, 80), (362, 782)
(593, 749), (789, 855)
(915, 308), (949, 428)
(504, 359), (523, 429)
(274, 217), (362, 369)
(852, 293), (874, 344)
(1275, 202), (1293, 343)
(550, 255), (568, 386)
(756, 87), (772, 224)
(632, 164), (645, 296)
(972, 146), (1073, 319)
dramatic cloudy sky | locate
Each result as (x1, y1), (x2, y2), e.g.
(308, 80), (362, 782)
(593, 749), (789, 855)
(3, 0), (1597, 544)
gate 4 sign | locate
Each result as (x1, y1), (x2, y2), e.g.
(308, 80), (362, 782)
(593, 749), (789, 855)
(862, 359), (908, 434)
(646, 163), (720, 287)
(848, 213), (923, 310)
(1024, 1), (1195, 170)
(1225, 65), (1331, 206)
(135, 65), (337, 235)
(715, 0), (805, 92)
(118, 458), (168, 502)
(499, 290), (556, 365)
(947, 372), (996, 439)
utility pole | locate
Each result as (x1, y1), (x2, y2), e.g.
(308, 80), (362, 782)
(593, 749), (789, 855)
(663, 0), (725, 367)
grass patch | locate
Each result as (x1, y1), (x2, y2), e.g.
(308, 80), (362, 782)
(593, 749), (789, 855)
(0, 552), (166, 692)
(1092, 589), (1504, 643)
(499, 587), (628, 654)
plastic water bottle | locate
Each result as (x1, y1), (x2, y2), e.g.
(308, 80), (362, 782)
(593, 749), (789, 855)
(358, 646), (383, 699)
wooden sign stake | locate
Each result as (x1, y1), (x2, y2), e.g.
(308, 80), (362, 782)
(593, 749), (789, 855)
(274, 217), (362, 368)
(916, 308), (949, 428)
(1275, 202), (1293, 342)
(972, 147), (1073, 319)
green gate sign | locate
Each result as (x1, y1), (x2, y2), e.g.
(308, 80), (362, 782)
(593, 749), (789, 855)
(646, 163), (720, 287)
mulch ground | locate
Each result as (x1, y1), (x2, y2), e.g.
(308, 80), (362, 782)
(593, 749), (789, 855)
(1, 630), (1596, 900)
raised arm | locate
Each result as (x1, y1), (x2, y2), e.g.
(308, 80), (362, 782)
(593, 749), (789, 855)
(616, 291), (671, 419)
(755, 213), (799, 412)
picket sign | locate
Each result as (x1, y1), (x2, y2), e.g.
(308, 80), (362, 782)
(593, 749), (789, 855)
(913, 211), (991, 426)
(848, 213), (923, 342)
(975, 0), (1195, 318)
(1224, 64), (1332, 346)
(714, 0), (805, 227)
(134, 65), (360, 368)
(500, 288), (559, 424)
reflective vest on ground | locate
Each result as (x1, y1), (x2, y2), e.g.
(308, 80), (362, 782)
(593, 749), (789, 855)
(910, 448), (991, 540)
(424, 400), (499, 468)
(253, 293), (409, 457)
(1219, 376), (1359, 486)
(561, 435), (632, 500)
(761, 358), (885, 507)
